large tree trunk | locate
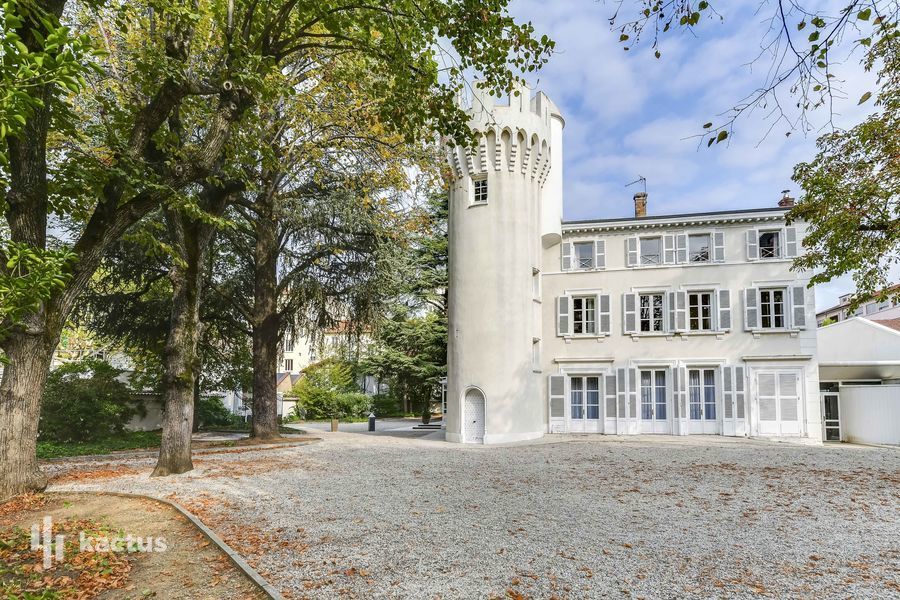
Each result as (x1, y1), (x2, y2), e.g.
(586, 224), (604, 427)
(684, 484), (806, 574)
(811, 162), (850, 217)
(251, 208), (280, 439)
(0, 333), (55, 500)
(152, 252), (203, 476)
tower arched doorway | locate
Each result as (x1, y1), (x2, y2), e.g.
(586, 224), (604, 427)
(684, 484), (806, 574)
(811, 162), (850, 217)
(463, 387), (485, 444)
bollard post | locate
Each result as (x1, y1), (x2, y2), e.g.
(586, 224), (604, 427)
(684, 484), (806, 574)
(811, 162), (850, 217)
(368, 412), (376, 432)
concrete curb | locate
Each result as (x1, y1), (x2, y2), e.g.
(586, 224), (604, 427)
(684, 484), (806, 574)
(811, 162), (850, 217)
(40, 437), (321, 464)
(51, 491), (283, 600)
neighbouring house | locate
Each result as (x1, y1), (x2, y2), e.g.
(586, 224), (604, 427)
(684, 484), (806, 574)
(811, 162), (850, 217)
(444, 81), (822, 444)
(817, 318), (900, 445)
(816, 284), (900, 326)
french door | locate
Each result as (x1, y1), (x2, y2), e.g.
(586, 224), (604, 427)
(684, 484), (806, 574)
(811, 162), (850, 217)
(639, 369), (670, 433)
(688, 368), (720, 434)
(569, 376), (602, 433)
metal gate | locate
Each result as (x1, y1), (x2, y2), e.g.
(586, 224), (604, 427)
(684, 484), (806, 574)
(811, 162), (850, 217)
(821, 391), (841, 441)
(463, 388), (485, 443)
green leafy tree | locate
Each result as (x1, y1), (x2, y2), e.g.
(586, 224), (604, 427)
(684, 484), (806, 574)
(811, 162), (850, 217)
(790, 43), (900, 307)
(363, 193), (448, 418)
(0, 0), (554, 496)
(39, 358), (136, 443)
(293, 359), (368, 420)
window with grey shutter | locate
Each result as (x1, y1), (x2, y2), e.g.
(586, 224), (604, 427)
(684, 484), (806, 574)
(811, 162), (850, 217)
(746, 229), (759, 260)
(713, 231), (725, 262)
(623, 293), (637, 334)
(744, 288), (759, 330)
(626, 237), (638, 267)
(664, 234), (676, 264)
(605, 374), (616, 418)
(676, 234), (688, 264)
(785, 227), (798, 257)
(548, 374), (565, 418)
(718, 289), (732, 331)
(557, 296), (571, 336)
(595, 240), (606, 269)
(561, 242), (572, 271)
(598, 294), (611, 335)
(791, 285), (807, 329)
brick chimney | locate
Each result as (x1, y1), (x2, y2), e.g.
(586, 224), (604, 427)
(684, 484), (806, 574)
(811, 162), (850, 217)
(778, 189), (795, 208)
(634, 191), (648, 218)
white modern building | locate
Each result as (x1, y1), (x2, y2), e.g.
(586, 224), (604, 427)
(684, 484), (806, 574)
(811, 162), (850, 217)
(444, 82), (822, 444)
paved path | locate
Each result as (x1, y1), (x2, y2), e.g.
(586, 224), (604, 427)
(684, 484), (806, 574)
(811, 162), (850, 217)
(49, 434), (900, 599)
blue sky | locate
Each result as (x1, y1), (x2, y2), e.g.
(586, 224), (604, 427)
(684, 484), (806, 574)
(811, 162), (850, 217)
(506, 0), (878, 309)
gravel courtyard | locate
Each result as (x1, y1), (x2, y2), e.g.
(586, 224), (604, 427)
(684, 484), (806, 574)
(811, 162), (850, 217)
(50, 433), (899, 599)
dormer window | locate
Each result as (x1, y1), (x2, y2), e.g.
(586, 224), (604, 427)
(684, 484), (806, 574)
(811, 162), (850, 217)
(473, 177), (488, 204)
(574, 242), (594, 269)
(759, 230), (781, 258)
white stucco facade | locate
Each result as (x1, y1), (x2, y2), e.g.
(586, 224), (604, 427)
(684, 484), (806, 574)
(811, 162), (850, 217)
(445, 84), (822, 444)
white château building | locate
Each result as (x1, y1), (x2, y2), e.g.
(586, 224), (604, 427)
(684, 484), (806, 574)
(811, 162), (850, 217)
(444, 82), (821, 444)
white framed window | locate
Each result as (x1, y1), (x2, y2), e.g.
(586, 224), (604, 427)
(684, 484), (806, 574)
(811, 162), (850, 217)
(473, 177), (488, 204)
(760, 288), (786, 328)
(688, 291), (714, 331)
(573, 296), (596, 334)
(758, 230), (781, 258)
(640, 237), (662, 265)
(573, 242), (594, 269)
(639, 293), (664, 332)
(689, 234), (711, 262)
(570, 376), (601, 420)
(688, 368), (716, 420)
(640, 369), (667, 420)
(284, 333), (294, 353)
(284, 359), (294, 371)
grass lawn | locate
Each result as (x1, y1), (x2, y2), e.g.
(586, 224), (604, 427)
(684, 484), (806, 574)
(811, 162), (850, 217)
(37, 430), (162, 459)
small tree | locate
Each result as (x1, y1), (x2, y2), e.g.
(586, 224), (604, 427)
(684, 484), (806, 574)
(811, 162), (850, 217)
(293, 360), (368, 421)
(39, 359), (136, 443)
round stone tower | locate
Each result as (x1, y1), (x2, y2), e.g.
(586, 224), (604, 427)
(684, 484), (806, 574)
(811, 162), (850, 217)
(444, 81), (564, 444)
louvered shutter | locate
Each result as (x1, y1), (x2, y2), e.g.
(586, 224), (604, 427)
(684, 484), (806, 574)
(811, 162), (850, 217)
(675, 290), (687, 332)
(557, 296), (571, 336)
(791, 285), (807, 329)
(623, 293), (638, 334)
(605, 374), (617, 419)
(598, 294), (611, 335)
(744, 288), (759, 330)
(616, 368), (627, 422)
(723, 366), (734, 420)
(672, 366), (680, 419)
(667, 291), (676, 333)
(595, 240), (606, 269)
(548, 374), (566, 419)
(785, 227), (798, 257)
(713, 231), (725, 262)
(676, 234), (688, 264)
(626, 237), (638, 267)
(718, 289), (732, 331)
(628, 368), (638, 420)
(746, 230), (759, 261)
(561, 242), (572, 271)
(664, 234), (676, 264)
(734, 366), (746, 419)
